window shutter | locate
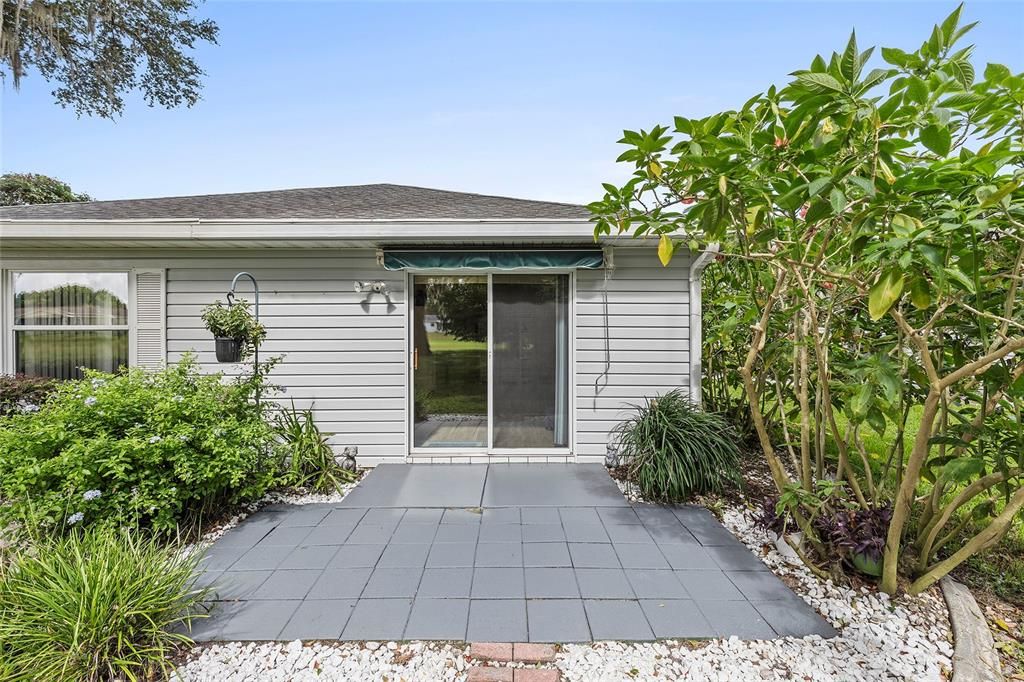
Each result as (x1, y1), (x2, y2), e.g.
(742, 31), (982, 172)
(131, 269), (166, 369)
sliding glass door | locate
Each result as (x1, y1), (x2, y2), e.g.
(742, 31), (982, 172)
(411, 273), (570, 452)
(412, 276), (489, 448)
(492, 275), (570, 448)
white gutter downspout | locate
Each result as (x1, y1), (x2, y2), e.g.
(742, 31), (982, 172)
(689, 244), (720, 407)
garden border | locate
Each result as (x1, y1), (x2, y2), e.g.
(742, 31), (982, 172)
(941, 577), (1004, 682)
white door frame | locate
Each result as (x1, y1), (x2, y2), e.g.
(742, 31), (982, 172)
(405, 268), (576, 461)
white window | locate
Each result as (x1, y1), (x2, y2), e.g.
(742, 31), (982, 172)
(11, 272), (130, 379)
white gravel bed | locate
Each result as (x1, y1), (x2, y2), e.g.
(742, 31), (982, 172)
(259, 481), (359, 506)
(557, 506), (953, 682)
(174, 640), (470, 682)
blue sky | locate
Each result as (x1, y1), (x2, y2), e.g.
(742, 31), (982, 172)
(2, 1), (1021, 204)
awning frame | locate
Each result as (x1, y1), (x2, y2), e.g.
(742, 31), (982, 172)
(376, 247), (607, 271)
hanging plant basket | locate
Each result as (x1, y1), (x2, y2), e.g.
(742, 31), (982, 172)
(202, 299), (265, 364)
(215, 337), (244, 363)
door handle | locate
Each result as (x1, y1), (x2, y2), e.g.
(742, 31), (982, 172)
(413, 347), (419, 371)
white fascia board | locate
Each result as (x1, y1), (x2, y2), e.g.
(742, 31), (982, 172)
(0, 219), (659, 246)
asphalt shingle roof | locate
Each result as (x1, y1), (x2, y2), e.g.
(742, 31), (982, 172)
(0, 184), (590, 221)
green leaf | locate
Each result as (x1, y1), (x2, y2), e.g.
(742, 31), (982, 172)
(984, 62), (1011, 84)
(881, 47), (911, 67)
(905, 76), (929, 104)
(944, 457), (985, 483)
(920, 124), (952, 156)
(866, 406), (888, 436)
(829, 187), (846, 214)
(939, 92), (984, 109)
(910, 277), (932, 310)
(948, 59), (975, 88)
(868, 269), (904, 320)
(928, 24), (944, 55)
(851, 383), (873, 417)
(945, 267), (975, 293)
(979, 179), (1021, 207)
(805, 198), (832, 223)
(841, 30), (860, 82)
(797, 72), (845, 93)
(940, 4), (963, 43)
(859, 68), (891, 92)
(892, 213), (919, 235)
(848, 175), (876, 197)
(917, 244), (945, 268)
(807, 177), (831, 197)
(877, 95), (902, 122)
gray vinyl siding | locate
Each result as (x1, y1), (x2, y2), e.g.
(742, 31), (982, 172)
(574, 247), (691, 461)
(163, 249), (407, 461)
(1, 243), (695, 465)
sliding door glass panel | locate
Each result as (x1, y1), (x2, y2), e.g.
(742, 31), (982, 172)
(492, 274), (570, 448)
(412, 275), (489, 448)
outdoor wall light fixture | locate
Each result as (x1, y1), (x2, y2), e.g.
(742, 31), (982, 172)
(354, 280), (391, 297)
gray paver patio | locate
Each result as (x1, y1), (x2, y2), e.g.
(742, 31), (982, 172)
(193, 464), (835, 642)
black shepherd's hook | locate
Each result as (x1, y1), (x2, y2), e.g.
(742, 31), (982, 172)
(227, 272), (260, 404)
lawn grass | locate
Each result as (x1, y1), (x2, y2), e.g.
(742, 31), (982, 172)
(425, 332), (486, 352)
(415, 341), (487, 417)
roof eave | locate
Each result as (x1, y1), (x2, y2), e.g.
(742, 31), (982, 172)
(0, 218), (611, 245)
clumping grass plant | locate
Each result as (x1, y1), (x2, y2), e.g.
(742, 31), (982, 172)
(0, 524), (208, 682)
(274, 400), (358, 493)
(615, 390), (742, 502)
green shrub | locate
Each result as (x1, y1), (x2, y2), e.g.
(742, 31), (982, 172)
(0, 354), (281, 535)
(274, 401), (357, 493)
(615, 390), (742, 502)
(0, 524), (207, 682)
(0, 374), (59, 417)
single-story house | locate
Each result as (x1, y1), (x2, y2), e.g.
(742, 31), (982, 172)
(0, 184), (713, 465)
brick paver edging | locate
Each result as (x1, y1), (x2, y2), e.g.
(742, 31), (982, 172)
(467, 668), (561, 682)
(468, 642), (561, 682)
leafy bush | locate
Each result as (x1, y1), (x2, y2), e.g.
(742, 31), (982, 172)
(0, 355), (281, 535)
(201, 299), (266, 359)
(0, 374), (59, 417)
(0, 524), (207, 682)
(274, 401), (357, 493)
(591, 6), (1024, 595)
(815, 506), (893, 577)
(755, 496), (794, 536)
(615, 390), (742, 502)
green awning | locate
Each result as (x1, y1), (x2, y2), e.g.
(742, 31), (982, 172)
(380, 249), (604, 271)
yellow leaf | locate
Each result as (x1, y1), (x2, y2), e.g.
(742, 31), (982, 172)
(868, 270), (904, 320)
(745, 206), (763, 235)
(878, 159), (896, 185)
(617, 217), (628, 234)
(657, 234), (675, 266)
(719, 175), (728, 195)
(648, 160), (663, 179)
(994, 618), (1013, 633)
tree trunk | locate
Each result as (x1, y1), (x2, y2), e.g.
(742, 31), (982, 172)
(881, 388), (942, 595)
(910, 486), (1024, 594)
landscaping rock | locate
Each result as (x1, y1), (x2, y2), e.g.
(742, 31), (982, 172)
(942, 577), (1004, 682)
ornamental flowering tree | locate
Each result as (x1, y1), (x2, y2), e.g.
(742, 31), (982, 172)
(589, 6), (1023, 595)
